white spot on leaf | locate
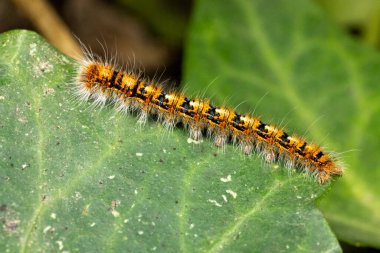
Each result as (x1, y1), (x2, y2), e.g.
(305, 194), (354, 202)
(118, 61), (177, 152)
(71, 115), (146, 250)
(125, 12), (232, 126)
(43, 226), (52, 233)
(226, 189), (237, 199)
(111, 210), (120, 217)
(220, 174), (232, 182)
(56, 240), (64, 250)
(29, 43), (37, 56)
(187, 138), (202, 144)
(208, 199), (222, 207)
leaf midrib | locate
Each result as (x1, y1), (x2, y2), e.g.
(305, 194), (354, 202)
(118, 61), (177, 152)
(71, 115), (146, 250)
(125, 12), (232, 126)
(20, 100), (126, 251)
(206, 179), (288, 253)
(20, 84), (44, 253)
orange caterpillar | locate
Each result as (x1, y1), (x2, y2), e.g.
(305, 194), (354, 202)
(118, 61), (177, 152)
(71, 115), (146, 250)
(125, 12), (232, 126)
(74, 56), (343, 184)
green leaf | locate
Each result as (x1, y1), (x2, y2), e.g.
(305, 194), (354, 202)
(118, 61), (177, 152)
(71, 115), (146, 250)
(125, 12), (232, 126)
(0, 27), (340, 253)
(184, 0), (380, 248)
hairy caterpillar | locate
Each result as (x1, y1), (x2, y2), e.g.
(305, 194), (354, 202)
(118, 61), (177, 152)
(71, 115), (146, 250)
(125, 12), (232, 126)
(74, 51), (343, 184)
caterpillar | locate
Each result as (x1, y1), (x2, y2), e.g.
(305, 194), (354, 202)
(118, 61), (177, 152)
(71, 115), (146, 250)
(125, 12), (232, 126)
(74, 52), (343, 184)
